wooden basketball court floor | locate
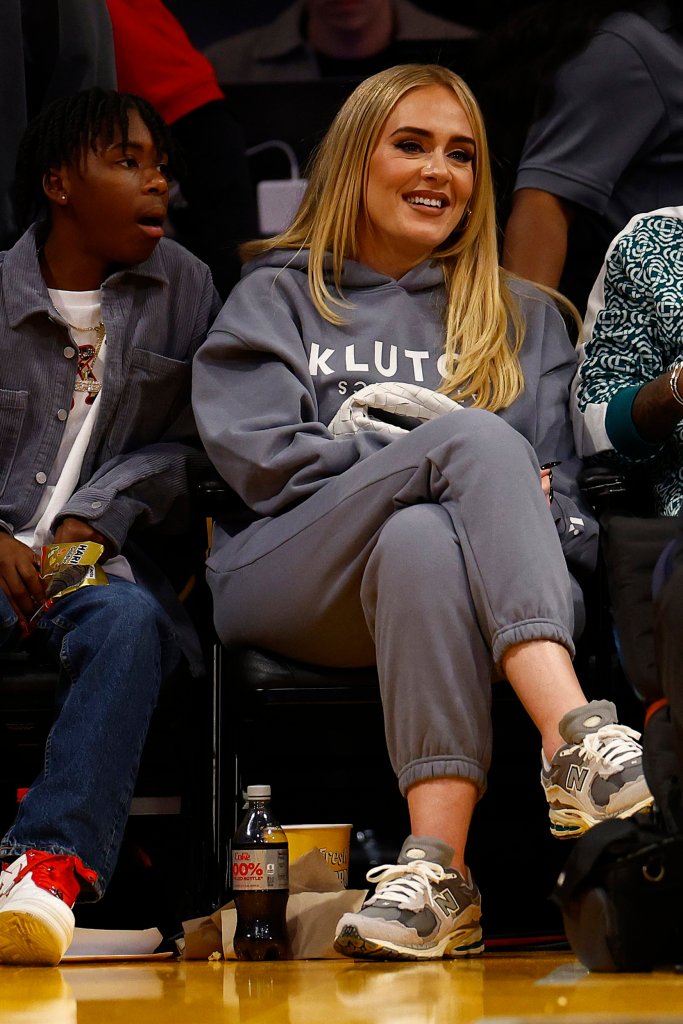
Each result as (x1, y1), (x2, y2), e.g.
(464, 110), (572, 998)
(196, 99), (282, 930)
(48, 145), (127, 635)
(3, 952), (683, 1023)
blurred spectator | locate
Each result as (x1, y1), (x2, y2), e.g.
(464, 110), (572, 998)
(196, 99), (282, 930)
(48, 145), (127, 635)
(204, 0), (478, 84)
(495, 0), (683, 313)
(0, 0), (115, 249)
(107, 0), (258, 297)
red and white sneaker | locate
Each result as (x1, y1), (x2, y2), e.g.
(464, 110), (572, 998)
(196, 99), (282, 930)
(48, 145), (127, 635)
(0, 850), (97, 966)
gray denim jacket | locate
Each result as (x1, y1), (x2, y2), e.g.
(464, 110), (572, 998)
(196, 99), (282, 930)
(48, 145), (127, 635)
(0, 225), (221, 671)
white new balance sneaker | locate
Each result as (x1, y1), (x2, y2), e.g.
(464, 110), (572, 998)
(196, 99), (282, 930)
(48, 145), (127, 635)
(334, 835), (483, 961)
(0, 850), (97, 966)
(542, 699), (654, 838)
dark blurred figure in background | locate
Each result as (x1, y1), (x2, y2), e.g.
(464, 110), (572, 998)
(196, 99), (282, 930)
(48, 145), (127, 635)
(107, 0), (258, 297)
(476, 0), (683, 314)
(204, 0), (478, 84)
(0, 0), (115, 250)
(653, 526), (683, 829)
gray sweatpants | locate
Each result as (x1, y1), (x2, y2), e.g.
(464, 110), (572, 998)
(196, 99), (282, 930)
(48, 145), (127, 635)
(209, 411), (576, 797)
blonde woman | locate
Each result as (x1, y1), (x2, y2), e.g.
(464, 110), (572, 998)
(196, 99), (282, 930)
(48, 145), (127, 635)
(193, 64), (650, 961)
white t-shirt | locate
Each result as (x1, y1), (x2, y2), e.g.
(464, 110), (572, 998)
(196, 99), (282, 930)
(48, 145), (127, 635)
(17, 289), (133, 581)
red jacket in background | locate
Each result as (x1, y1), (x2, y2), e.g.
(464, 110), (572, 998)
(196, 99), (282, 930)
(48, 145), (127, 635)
(106, 0), (223, 124)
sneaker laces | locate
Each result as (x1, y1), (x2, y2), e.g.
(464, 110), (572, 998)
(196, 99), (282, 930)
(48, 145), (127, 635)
(364, 860), (447, 910)
(576, 723), (643, 777)
(0, 865), (16, 898)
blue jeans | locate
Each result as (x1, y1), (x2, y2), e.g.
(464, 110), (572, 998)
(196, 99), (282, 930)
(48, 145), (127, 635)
(0, 578), (182, 898)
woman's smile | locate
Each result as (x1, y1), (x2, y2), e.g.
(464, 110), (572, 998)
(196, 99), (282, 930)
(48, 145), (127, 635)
(404, 189), (451, 210)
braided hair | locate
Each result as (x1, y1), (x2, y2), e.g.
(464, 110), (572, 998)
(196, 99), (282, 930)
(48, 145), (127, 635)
(12, 87), (175, 231)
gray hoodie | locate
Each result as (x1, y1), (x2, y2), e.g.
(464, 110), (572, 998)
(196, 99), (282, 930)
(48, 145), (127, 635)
(193, 250), (597, 576)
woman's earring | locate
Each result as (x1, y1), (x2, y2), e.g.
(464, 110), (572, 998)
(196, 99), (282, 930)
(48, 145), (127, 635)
(60, 194), (67, 201)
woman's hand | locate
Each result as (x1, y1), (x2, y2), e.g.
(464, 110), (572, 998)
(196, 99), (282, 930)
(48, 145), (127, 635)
(0, 532), (45, 631)
(53, 517), (113, 560)
(540, 461), (560, 507)
(540, 467), (552, 506)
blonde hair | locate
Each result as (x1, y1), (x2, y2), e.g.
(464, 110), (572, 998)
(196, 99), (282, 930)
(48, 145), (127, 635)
(243, 64), (526, 411)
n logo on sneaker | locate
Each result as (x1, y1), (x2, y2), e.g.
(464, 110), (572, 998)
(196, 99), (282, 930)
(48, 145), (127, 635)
(566, 764), (589, 792)
(434, 888), (461, 917)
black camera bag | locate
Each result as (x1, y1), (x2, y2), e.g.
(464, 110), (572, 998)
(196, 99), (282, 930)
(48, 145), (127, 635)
(553, 814), (683, 971)
(553, 705), (683, 971)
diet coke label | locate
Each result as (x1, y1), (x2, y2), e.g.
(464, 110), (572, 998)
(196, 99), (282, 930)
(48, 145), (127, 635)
(231, 848), (289, 891)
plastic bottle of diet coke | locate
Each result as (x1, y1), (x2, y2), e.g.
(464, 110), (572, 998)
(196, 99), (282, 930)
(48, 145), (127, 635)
(231, 784), (289, 960)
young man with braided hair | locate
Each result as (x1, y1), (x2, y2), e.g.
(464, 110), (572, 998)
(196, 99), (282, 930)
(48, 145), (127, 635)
(0, 87), (220, 965)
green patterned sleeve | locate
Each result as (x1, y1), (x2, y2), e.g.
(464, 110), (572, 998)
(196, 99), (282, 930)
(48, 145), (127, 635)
(573, 216), (677, 458)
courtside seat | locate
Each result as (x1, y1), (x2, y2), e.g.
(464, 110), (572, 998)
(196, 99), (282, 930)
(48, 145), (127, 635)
(0, 649), (58, 822)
